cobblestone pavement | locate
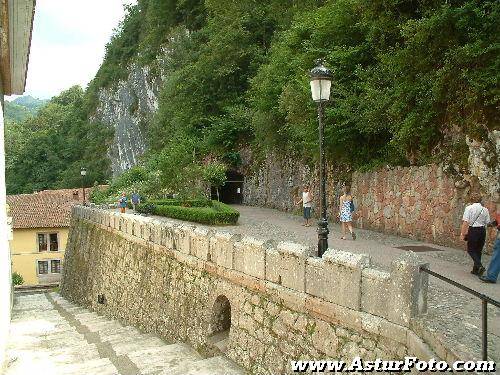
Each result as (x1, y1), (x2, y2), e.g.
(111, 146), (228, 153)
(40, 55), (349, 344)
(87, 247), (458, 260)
(4, 293), (245, 375)
(127, 204), (500, 363)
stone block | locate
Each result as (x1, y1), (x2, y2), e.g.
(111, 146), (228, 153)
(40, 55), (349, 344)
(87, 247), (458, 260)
(190, 227), (213, 260)
(305, 249), (370, 310)
(266, 241), (313, 292)
(233, 236), (272, 278)
(388, 253), (429, 327)
(163, 225), (176, 249)
(173, 224), (194, 254)
(139, 219), (154, 241)
(151, 220), (164, 245)
(209, 231), (241, 269)
(406, 331), (436, 361)
(111, 214), (118, 229)
(361, 268), (391, 319)
(104, 213), (110, 227)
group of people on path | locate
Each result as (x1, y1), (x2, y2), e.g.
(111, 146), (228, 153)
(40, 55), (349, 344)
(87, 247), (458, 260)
(295, 185), (356, 240)
(296, 186), (500, 284)
(118, 192), (141, 214)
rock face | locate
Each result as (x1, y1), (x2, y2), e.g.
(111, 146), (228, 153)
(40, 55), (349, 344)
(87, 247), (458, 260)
(92, 64), (161, 176)
(467, 130), (500, 202)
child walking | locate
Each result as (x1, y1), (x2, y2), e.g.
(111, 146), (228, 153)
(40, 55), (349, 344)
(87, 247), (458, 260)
(118, 192), (128, 214)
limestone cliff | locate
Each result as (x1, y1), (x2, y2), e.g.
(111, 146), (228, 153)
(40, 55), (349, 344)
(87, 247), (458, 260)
(91, 64), (161, 177)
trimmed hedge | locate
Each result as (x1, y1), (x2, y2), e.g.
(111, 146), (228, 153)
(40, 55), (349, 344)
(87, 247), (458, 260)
(136, 200), (239, 225)
(148, 198), (212, 207)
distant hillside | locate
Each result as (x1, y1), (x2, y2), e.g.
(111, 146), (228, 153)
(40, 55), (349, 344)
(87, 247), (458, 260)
(4, 95), (48, 123)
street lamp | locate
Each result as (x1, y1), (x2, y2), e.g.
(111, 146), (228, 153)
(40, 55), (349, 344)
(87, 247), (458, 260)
(80, 167), (87, 203)
(310, 59), (332, 257)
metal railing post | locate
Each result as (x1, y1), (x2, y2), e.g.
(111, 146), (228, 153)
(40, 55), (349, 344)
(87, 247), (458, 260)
(482, 300), (488, 361)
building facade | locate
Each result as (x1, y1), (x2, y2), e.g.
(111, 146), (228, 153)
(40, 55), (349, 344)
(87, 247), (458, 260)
(0, 0), (36, 370)
(7, 190), (83, 286)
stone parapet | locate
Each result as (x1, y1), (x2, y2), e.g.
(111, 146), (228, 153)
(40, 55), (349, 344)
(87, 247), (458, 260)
(62, 207), (444, 374)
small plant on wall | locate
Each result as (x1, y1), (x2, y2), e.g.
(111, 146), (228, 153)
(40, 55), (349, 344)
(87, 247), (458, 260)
(12, 272), (24, 286)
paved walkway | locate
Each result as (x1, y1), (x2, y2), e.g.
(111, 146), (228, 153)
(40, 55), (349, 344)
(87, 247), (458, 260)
(125, 204), (500, 362)
(3, 293), (244, 375)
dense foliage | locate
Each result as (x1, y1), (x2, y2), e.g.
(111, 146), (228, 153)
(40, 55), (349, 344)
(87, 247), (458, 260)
(11, 272), (24, 286)
(5, 87), (113, 194)
(139, 0), (499, 187)
(7, 0), (498, 197)
(4, 96), (48, 123)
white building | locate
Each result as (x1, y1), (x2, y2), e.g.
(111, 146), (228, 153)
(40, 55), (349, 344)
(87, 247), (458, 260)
(0, 0), (36, 370)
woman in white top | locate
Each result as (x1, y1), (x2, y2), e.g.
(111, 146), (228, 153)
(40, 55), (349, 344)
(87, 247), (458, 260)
(460, 193), (490, 276)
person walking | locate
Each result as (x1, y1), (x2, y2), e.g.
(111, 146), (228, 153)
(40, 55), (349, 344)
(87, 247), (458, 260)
(460, 194), (490, 276)
(339, 185), (356, 240)
(295, 185), (313, 227)
(131, 192), (141, 211)
(480, 204), (500, 283)
(118, 192), (128, 214)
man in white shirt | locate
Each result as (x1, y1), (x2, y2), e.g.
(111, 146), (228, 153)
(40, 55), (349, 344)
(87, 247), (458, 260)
(295, 185), (313, 227)
(460, 193), (490, 276)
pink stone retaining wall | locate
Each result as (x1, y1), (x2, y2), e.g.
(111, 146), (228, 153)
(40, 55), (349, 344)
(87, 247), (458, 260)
(351, 165), (497, 250)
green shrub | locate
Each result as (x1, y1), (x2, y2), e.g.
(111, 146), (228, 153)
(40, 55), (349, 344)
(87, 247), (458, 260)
(12, 272), (24, 286)
(149, 198), (212, 207)
(139, 200), (239, 225)
(137, 202), (156, 215)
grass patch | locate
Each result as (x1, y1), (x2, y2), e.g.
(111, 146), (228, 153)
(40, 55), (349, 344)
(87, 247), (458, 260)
(137, 200), (239, 225)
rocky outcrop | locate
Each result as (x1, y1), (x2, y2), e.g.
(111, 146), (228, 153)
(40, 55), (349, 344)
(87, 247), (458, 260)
(92, 64), (161, 176)
(467, 130), (500, 201)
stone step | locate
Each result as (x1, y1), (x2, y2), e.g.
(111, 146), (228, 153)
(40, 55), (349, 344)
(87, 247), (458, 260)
(7, 334), (90, 351)
(99, 326), (148, 345)
(113, 336), (166, 355)
(167, 356), (246, 375)
(96, 324), (143, 340)
(54, 358), (118, 375)
(127, 343), (203, 373)
(7, 344), (101, 365)
(82, 319), (124, 333)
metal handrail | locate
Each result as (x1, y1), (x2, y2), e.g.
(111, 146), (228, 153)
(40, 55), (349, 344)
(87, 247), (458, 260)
(420, 267), (500, 361)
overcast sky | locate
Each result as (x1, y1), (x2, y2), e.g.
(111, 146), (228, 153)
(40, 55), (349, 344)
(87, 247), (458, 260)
(8, 0), (136, 100)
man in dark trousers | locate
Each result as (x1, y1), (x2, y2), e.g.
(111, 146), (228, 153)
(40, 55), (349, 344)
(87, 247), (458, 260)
(460, 193), (490, 276)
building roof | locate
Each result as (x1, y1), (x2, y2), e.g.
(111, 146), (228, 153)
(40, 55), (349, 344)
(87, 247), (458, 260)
(6, 189), (87, 229)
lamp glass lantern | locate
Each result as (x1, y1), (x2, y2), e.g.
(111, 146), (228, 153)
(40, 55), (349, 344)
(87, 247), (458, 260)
(80, 167), (87, 177)
(310, 60), (332, 102)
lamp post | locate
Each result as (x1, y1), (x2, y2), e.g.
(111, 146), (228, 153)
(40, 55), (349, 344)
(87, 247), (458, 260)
(80, 167), (87, 204)
(310, 59), (332, 257)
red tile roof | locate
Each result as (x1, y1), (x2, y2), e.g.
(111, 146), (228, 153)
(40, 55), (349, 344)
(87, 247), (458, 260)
(7, 189), (89, 229)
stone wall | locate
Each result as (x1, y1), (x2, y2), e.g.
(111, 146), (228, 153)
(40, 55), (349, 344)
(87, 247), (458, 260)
(242, 152), (345, 219)
(60, 207), (468, 374)
(351, 165), (497, 249)
(242, 154), (497, 250)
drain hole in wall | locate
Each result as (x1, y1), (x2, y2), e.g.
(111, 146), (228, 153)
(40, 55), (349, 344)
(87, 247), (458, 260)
(97, 294), (106, 304)
(278, 275), (282, 285)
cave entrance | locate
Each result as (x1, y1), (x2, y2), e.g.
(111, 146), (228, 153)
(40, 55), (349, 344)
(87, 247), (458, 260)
(211, 170), (243, 204)
(208, 295), (231, 353)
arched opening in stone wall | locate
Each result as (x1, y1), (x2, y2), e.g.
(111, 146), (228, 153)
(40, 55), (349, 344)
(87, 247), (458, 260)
(208, 295), (231, 353)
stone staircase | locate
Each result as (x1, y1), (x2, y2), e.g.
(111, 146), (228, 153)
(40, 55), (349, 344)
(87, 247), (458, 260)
(4, 293), (245, 375)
